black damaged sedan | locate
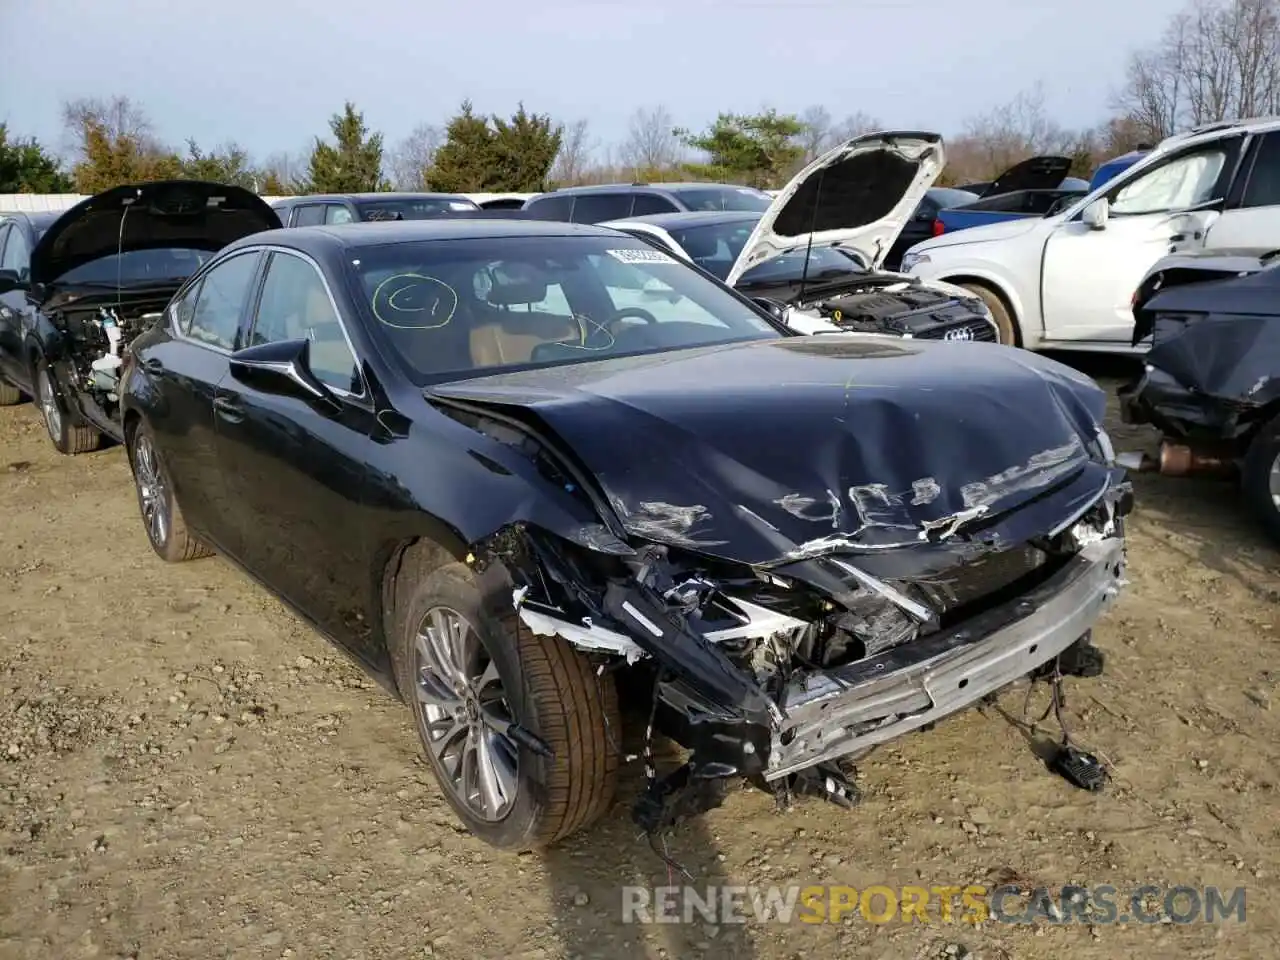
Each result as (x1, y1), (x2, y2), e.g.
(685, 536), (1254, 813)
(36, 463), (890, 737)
(119, 218), (1132, 848)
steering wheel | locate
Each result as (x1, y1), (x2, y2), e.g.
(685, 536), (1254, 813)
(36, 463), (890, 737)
(606, 307), (659, 331)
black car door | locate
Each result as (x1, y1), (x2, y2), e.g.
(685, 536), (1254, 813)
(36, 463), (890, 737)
(0, 224), (35, 392)
(212, 249), (380, 658)
(141, 250), (264, 552)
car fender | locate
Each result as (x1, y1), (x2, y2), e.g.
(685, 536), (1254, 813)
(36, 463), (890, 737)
(928, 267), (1030, 344)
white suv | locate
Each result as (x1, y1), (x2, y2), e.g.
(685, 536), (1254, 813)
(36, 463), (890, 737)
(900, 118), (1280, 350)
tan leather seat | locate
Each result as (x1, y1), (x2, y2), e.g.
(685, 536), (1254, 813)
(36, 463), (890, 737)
(469, 309), (579, 368)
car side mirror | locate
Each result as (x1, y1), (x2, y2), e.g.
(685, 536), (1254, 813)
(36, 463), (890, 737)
(229, 338), (341, 412)
(751, 296), (789, 322)
(1082, 198), (1109, 230)
(0, 268), (23, 295)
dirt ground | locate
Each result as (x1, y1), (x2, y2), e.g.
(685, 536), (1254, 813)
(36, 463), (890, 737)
(2, 357), (1279, 960)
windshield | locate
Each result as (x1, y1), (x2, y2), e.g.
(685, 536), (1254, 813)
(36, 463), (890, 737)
(668, 187), (773, 212)
(56, 248), (214, 286)
(928, 188), (980, 209)
(357, 198), (480, 221)
(349, 235), (782, 384)
(669, 218), (865, 283)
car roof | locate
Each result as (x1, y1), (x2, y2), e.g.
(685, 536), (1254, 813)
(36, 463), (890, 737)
(0, 211), (60, 231)
(274, 192), (475, 204)
(534, 182), (759, 197)
(226, 217), (627, 255)
(614, 210), (761, 229)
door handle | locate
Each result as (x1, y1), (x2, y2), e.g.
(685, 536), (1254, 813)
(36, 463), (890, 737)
(213, 396), (244, 423)
(142, 357), (165, 374)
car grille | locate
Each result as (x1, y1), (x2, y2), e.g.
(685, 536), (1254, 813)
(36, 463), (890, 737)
(915, 318), (999, 343)
(906, 543), (1049, 618)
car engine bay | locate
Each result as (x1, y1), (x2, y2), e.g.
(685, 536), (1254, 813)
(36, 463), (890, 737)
(53, 297), (168, 425)
(782, 276), (998, 341)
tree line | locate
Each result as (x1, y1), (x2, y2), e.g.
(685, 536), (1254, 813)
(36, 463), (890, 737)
(2, 0), (1276, 197)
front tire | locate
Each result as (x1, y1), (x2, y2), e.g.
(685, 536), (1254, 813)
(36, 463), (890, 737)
(391, 562), (619, 849)
(128, 421), (213, 562)
(0, 380), (23, 406)
(960, 282), (1017, 346)
(36, 362), (100, 455)
(1243, 414), (1280, 546)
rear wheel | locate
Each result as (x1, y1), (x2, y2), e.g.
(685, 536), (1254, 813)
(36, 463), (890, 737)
(128, 421), (213, 562)
(959, 282), (1017, 346)
(36, 362), (100, 455)
(1243, 414), (1280, 546)
(0, 380), (23, 405)
(391, 562), (619, 849)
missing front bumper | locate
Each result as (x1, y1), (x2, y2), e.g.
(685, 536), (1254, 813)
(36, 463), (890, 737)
(764, 537), (1125, 780)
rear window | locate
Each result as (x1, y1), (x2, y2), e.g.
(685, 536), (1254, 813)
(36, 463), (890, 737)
(569, 194), (634, 223)
(357, 198), (480, 221)
(522, 195), (574, 221)
(667, 186), (772, 212)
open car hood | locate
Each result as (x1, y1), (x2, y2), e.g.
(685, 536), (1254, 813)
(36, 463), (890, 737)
(724, 131), (944, 284)
(979, 155), (1073, 198)
(30, 180), (282, 289)
(427, 336), (1114, 568)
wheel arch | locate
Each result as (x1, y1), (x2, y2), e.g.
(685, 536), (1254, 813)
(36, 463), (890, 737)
(376, 530), (471, 699)
(939, 273), (1024, 346)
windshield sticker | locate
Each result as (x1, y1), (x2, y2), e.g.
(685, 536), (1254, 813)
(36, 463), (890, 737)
(371, 273), (457, 329)
(606, 248), (678, 266)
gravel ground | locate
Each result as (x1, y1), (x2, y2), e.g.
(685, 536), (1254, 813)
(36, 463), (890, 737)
(2, 359), (1279, 960)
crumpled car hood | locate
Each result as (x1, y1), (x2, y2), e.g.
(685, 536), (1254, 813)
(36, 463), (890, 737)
(428, 336), (1110, 566)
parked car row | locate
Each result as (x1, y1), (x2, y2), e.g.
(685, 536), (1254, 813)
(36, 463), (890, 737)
(0, 162), (1132, 850)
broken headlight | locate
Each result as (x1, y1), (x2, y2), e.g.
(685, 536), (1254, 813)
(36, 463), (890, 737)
(1093, 426), (1116, 465)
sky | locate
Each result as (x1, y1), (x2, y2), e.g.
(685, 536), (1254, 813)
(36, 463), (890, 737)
(0, 0), (1188, 166)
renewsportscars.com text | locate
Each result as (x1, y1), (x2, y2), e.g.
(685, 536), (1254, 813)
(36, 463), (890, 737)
(621, 883), (1247, 926)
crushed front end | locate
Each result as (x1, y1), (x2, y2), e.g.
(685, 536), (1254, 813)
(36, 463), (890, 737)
(436, 334), (1133, 830)
(1118, 251), (1280, 478)
(475, 465), (1130, 826)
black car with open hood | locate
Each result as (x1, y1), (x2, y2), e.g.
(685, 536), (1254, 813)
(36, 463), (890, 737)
(4, 180), (281, 455)
(115, 218), (1131, 852)
(959, 154), (1076, 198)
(1119, 247), (1280, 544)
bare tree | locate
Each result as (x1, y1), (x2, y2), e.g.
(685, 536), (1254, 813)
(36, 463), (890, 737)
(798, 105), (833, 162)
(1113, 0), (1280, 136)
(60, 95), (160, 161)
(260, 149), (309, 193)
(942, 83), (1078, 182)
(829, 111), (882, 143)
(387, 123), (442, 190)
(549, 118), (594, 185)
(620, 105), (681, 174)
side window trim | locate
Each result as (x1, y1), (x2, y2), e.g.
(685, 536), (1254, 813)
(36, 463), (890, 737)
(246, 247), (368, 400)
(168, 250), (263, 355)
(0, 225), (11, 268)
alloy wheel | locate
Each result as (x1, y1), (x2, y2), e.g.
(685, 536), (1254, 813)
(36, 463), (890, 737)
(37, 369), (61, 443)
(413, 607), (519, 821)
(133, 434), (169, 548)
